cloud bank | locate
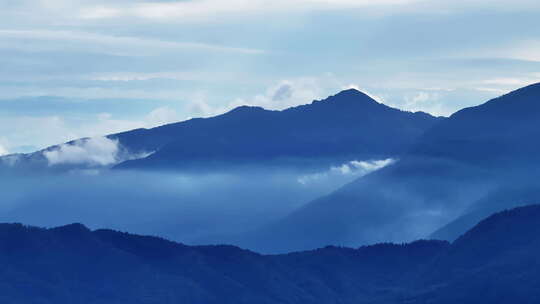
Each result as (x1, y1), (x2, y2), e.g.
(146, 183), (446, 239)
(42, 136), (155, 167)
(43, 137), (121, 166)
(298, 159), (395, 185)
(0, 165), (358, 246)
(0, 144), (8, 156)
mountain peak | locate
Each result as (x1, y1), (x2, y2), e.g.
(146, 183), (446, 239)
(51, 223), (91, 235)
(336, 88), (372, 97)
(317, 88), (382, 108)
(336, 88), (377, 99)
(225, 105), (268, 117)
(451, 82), (540, 120)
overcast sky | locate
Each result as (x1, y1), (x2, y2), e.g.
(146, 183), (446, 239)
(1, 0), (540, 153)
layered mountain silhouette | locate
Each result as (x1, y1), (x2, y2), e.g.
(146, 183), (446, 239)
(115, 89), (441, 170)
(412, 82), (540, 164)
(4, 84), (540, 254)
(1, 89), (441, 171)
(246, 83), (540, 253)
(431, 184), (540, 241)
(415, 204), (540, 303)
(1, 205), (540, 303)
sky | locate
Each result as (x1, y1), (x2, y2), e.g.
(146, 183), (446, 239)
(1, 0), (540, 154)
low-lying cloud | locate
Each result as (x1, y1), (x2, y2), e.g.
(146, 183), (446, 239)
(298, 159), (395, 185)
(43, 137), (121, 166)
(0, 144), (8, 156)
(42, 136), (153, 167)
(0, 166), (351, 246)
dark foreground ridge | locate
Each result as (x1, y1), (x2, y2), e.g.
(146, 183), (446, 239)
(1, 205), (540, 303)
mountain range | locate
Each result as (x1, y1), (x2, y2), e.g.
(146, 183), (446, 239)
(3, 83), (540, 254)
(1, 204), (540, 303)
(115, 89), (441, 170)
(242, 83), (540, 252)
(1, 89), (441, 172)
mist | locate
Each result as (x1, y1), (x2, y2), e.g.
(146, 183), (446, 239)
(0, 158), (392, 247)
(4, 150), (533, 254)
(237, 156), (538, 254)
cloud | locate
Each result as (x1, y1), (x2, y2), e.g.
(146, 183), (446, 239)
(186, 78), (336, 118)
(272, 84), (293, 101)
(298, 159), (395, 185)
(0, 115), (74, 152)
(471, 75), (540, 95)
(0, 165), (354, 248)
(0, 30), (264, 56)
(241, 79), (325, 110)
(145, 107), (179, 127)
(372, 90), (450, 117)
(5, 0), (539, 26)
(77, 0), (422, 22)
(403, 91), (443, 114)
(497, 40), (540, 63)
(43, 137), (121, 167)
(340, 159), (396, 173)
(0, 104), (186, 155)
(474, 87), (508, 94)
(0, 144), (8, 156)
(480, 77), (540, 87)
(89, 71), (221, 82)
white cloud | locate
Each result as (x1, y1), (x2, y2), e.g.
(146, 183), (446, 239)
(88, 71), (247, 83)
(0, 29), (264, 56)
(187, 78), (335, 118)
(347, 159), (396, 172)
(449, 40), (540, 64)
(0, 105), (179, 154)
(388, 91), (449, 116)
(0, 116), (74, 151)
(298, 159), (395, 185)
(43, 137), (121, 167)
(474, 87), (509, 94)
(473, 75), (540, 95)
(41, 135), (153, 167)
(79, 6), (122, 19)
(0, 86), (194, 101)
(481, 77), (540, 87)
(501, 40), (540, 63)
(77, 0), (421, 22)
(0, 144), (8, 156)
(145, 107), (179, 127)
(4, 0), (540, 26)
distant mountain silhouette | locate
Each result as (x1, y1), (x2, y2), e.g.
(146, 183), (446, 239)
(115, 89), (441, 170)
(2, 205), (540, 303)
(412, 82), (540, 165)
(431, 184), (540, 241)
(0, 221), (447, 304)
(246, 83), (540, 253)
(5, 84), (540, 255)
(413, 205), (540, 303)
(1, 89), (441, 171)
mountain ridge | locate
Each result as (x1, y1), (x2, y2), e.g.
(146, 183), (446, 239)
(1, 88), (443, 172)
(245, 83), (540, 253)
(115, 88), (442, 170)
(1, 205), (540, 303)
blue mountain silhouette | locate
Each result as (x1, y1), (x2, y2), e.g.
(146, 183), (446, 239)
(245, 83), (540, 253)
(1, 205), (539, 303)
(114, 89), (441, 170)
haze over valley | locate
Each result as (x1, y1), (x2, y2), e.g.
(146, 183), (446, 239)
(3, 1), (540, 302)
